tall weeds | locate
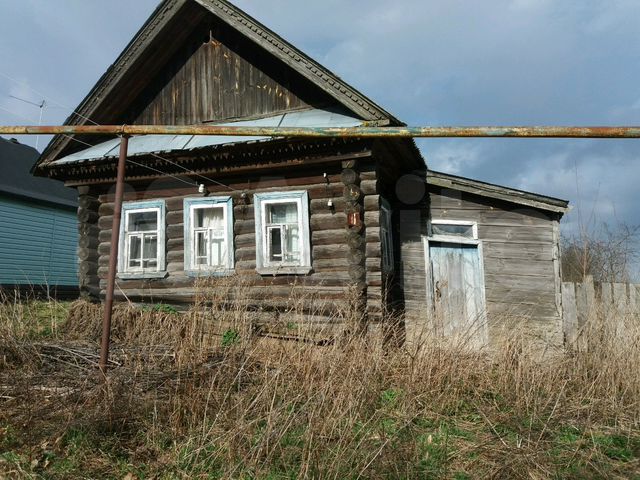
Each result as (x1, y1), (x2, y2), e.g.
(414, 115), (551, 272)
(1, 281), (639, 478)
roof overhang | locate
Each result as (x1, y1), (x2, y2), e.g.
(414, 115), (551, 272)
(427, 169), (570, 215)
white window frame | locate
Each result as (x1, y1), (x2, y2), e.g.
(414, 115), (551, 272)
(380, 198), (394, 273)
(254, 191), (311, 275)
(118, 200), (166, 279)
(183, 196), (234, 276)
(428, 219), (478, 244)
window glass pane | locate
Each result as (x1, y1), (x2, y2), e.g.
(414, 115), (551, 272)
(211, 239), (224, 266)
(284, 225), (300, 263)
(431, 223), (474, 238)
(128, 235), (141, 268)
(193, 231), (207, 266)
(128, 211), (157, 232)
(269, 227), (283, 261)
(143, 235), (157, 260)
(268, 203), (298, 224)
(194, 207), (223, 230)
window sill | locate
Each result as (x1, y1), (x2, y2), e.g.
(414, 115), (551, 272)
(117, 271), (168, 280)
(257, 266), (313, 276)
(186, 269), (235, 278)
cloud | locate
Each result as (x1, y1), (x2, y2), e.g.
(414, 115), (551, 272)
(0, 0), (638, 239)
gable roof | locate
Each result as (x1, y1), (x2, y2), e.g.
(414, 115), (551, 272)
(0, 138), (77, 208)
(427, 169), (569, 214)
(36, 0), (404, 172)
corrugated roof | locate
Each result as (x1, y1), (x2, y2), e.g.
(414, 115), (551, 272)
(53, 108), (363, 165)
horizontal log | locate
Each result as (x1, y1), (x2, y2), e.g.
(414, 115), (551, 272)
(360, 179), (378, 195)
(364, 211), (380, 227)
(98, 203), (114, 216)
(79, 261), (98, 276)
(78, 196), (99, 210)
(167, 224), (185, 239)
(98, 215), (112, 230)
(167, 250), (184, 263)
(78, 209), (99, 224)
(167, 210), (183, 224)
(77, 247), (97, 262)
(311, 229), (346, 246)
(234, 219), (256, 235)
(343, 184), (362, 202)
(312, 244), (349, 260)
(366, 227), (381, 243)
(78, 223), (100, 236)
(97, 242), (111, 256)
(349, 265), (366, 282)
(78, 235), (99, 249)
(341, 169), (359, 185)
(310, 213), (346, 231)
(366, 243), (382, 258)
(364, 195), (380, 211)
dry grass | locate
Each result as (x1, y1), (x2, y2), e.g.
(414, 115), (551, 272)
(1, 282), (639, 479)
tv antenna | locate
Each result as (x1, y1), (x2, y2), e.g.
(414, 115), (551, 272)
(8, 94), (46, 150)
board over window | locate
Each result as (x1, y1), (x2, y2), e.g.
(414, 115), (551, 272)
(423, 220), (487, 347)
(118, 200), (166, 279)
(184, 196), (234, 276)
(254, 191), (311, 275)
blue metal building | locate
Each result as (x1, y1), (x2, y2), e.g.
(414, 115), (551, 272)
(0, 137), (78, 297)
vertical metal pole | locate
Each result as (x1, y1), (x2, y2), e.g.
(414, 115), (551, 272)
(99, 135), (129, 374)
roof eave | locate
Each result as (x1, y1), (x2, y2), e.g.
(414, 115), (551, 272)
(426, 170), (570, 215)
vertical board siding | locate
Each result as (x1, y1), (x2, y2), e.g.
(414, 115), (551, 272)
(401, 187), (563, 347)
(0, 195), (78, 286)
(130, 19), (333, 126)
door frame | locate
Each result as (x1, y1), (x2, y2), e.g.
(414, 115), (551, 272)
(422, 220), (488, 341)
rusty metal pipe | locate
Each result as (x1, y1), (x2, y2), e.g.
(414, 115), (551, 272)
(98, 136), (128, 375)
(2, 125), (640, 138)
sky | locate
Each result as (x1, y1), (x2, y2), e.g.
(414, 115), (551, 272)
(1, 0), (639, 242)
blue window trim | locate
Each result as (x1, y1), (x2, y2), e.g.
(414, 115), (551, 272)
(118, 199), (167, 280)
(183, 196), (234, 277)
(254, 190), (312, 275)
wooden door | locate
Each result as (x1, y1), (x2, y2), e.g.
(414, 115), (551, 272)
(428, 241), (487, 345)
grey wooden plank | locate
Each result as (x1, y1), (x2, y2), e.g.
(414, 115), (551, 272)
(562, 282), (578, 347)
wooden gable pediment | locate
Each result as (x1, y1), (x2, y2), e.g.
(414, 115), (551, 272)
(37, 0), (403, 171)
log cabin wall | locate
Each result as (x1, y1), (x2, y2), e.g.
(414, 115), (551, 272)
(81, 153), (384, 336)
(401, 186), (563, 348)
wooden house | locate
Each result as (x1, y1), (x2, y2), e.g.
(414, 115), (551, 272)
(33, 0), (423, 335)
(0, 137), (78, 297)
(32, 0), (569, 345)
(399, 170), (569, 348)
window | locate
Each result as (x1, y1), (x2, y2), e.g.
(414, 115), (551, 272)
(254, 191), (311, 274)
(428, 220), (478, 242)
(184, 197), (234, 275)
(118, 200), (166, 278)
(380, 199), (394, 273)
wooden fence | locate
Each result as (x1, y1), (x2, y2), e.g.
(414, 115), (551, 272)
(562, 276), (640, 346)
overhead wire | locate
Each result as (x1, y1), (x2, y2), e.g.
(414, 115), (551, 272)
(0, 104), (199, 187)
(1, 70), (240, 191)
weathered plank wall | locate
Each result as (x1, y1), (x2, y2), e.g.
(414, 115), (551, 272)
(130, 18), (333, 125)
(562, 277), (640, 346)
(401, 186), (563, 347)
(82, 160), (382, 336)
